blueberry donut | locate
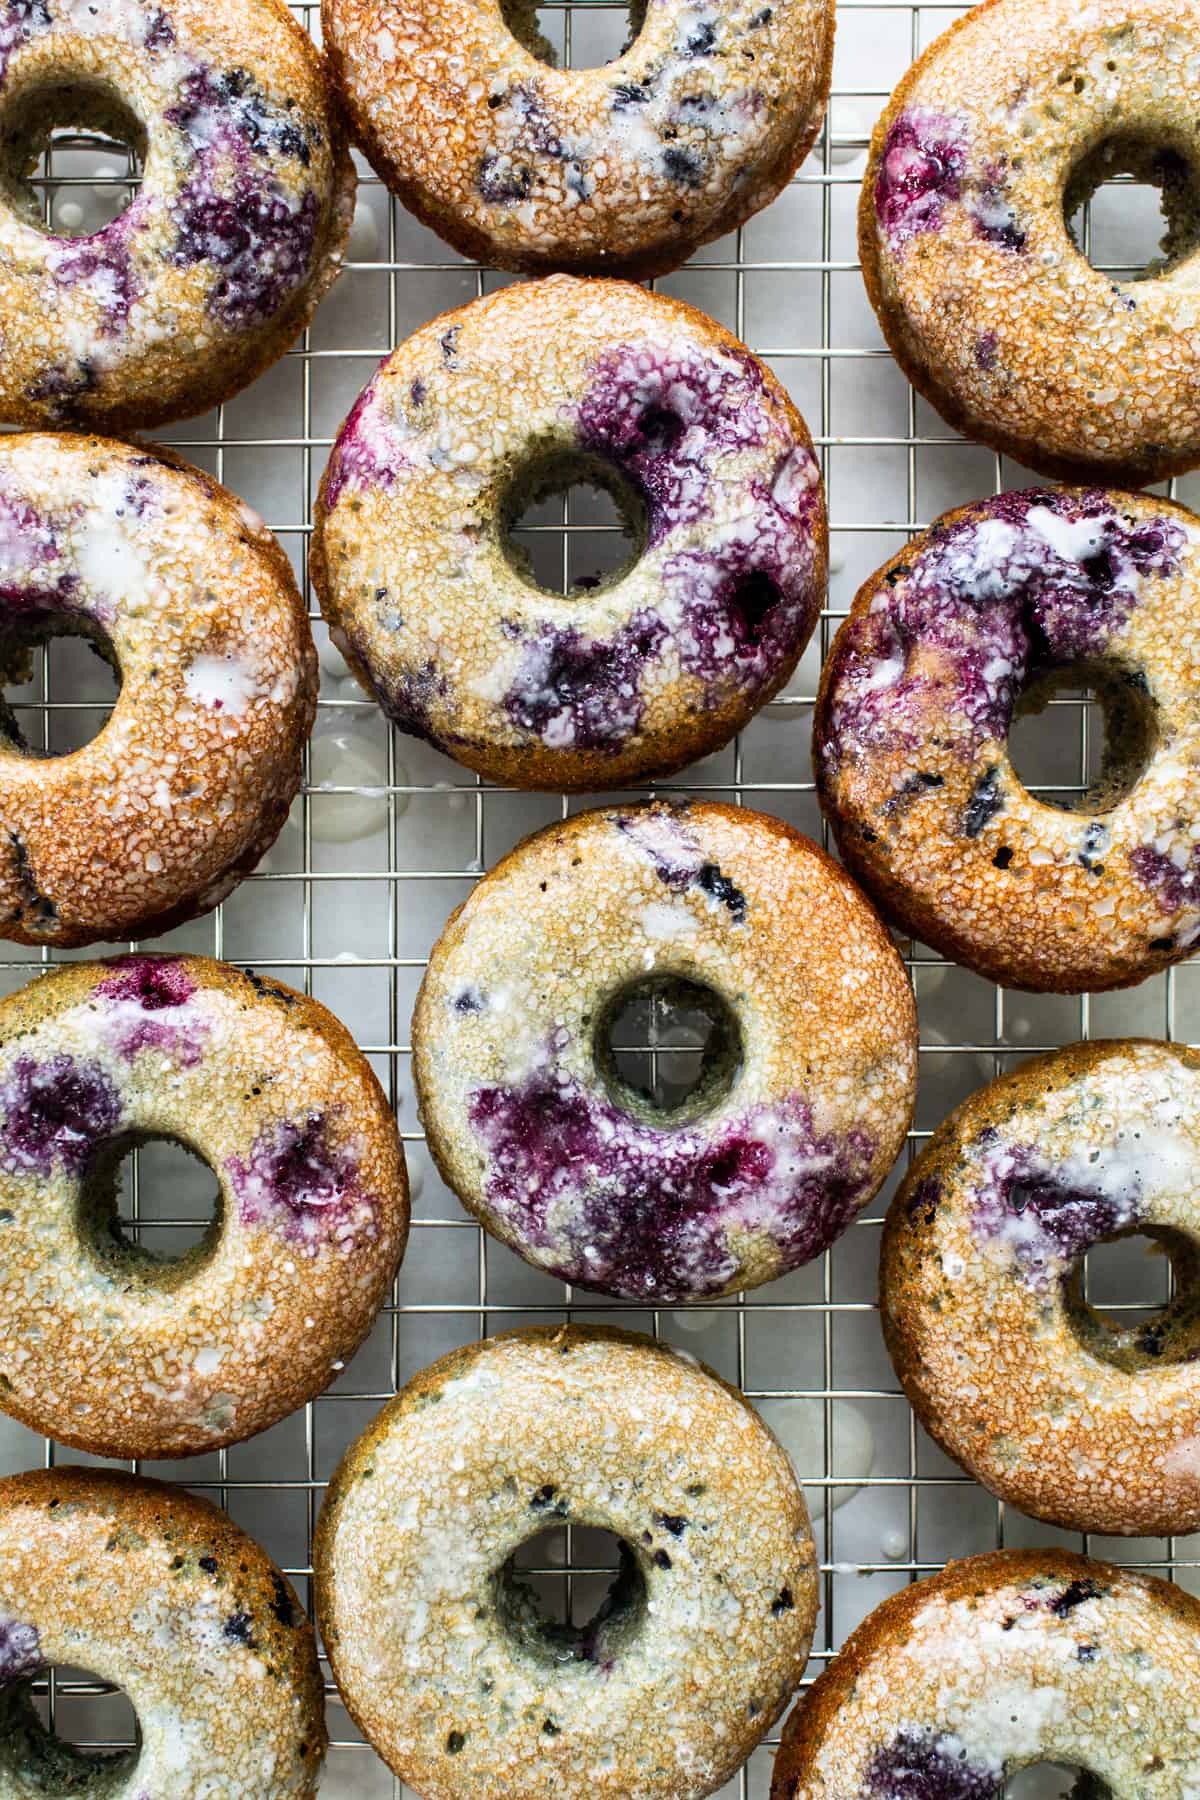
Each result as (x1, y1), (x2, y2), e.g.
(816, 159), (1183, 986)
(315, 1326), (817, 1800)
(0, 1466), (325, 1796)
(0, 0), (353, 431)
(881, 1039), (1200, 1538)
(861, 0), (1200, 487)
(312, 276), (826, 791)
(321, 0), (832, 280)
(0, 432), (317, 948)
(413, 800), (916, 1302)
(771, 1549), (1200, 1799)
(815, 487), (1200, 993)
(0, 954), (407, 1459)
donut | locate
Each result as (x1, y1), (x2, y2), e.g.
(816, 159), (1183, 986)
(0, 432), (317, 949)
(814, 485), (1200, 994)
(320, 0), (833, 279)
(880, 1038), (1200, 1538)
(0, 1465), (325, 1797)
(413, 800), (916, 1302)
(860, 0), (1200, 487)
(771, 1548), (1200, 1798)
(311, 276), (827, 791)
(0, 0), (353, 432)
(0, 953), (407, 1459)
(315, 1325), (817, 1800)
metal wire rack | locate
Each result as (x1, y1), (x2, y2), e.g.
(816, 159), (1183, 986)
(2, 2), (1199, 1794)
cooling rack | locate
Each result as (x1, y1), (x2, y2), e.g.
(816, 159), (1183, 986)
(4, 2), (1200, 1794)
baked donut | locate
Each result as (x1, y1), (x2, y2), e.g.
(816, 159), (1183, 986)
(0, 953), (407, 1459)
(882, 1038), (1200, 1538)
(0, 432), (317, 948)
(771, 1549), (1200, 1798)
(0, 1466), (325, 1796)
(315, 1325), (817, 1800)
(312, 276), (827, 791)
(413, 800), (916, 1302)
(0, 0), (353, 432)
(320, 0), (832, 279)
(861, 0), (1200, 487)
(814, 486), (1200, 993)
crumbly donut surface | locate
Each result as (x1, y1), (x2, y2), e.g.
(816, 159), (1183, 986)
(860, 0), (1200, 486)
(0, 954), (407, 1459)
(0, 1466), (325, 1798)
(413, 800), (916, 1302)
(312, 276), (827, 790)
(815, 486), (1200, 993)
(321, 0), (832, 279)
(315, 1325), (817, 1800)
(882, 1039), (1200, 1538)
(0, 0), (353, 431)
(0, 433), (317, 948)
(771, 1549), (1200, 1798)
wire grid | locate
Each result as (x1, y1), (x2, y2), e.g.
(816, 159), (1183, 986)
(3, 2), (1200, 1793)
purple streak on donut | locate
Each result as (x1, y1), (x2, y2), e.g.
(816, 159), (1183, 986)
(615, 807), (748, 919)
(324, 379), (412, 512)
(875, 109), (968, 250)
(866, 1728), (1003, 1800)
(819, 491), (1184, 770)
(228, 1113), (378, 1255)
(0, 0), (50, 83)
(95, 956), (207, 1066)
(0, 1054), (121, 1176)
(1128, 846), (1200, 951)
(468, 1055), (875, 1301)
(46, 206), (148, 338)
(0, 1615), (41, 1684)
(502, 610), (668, 753)
(97, 955), (196, 1011)
(970, 1137), (1141, 1291)
(0, 482), (73, 613)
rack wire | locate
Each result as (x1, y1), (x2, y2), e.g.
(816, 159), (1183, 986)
(2, 2), (1199, 1793)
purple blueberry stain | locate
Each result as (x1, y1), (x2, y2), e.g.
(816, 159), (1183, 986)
(45, 209), (145, 339)
(502, 610), (668, 753)
(468, 1055), (875, 1301)
(0, 1054), (121, 1177)
(0, 0), (50, 85)
(866, 1727), (1003, 1800)
(95, 955), (207, 1067)
(324, 378), (413, 512)
(614, 807), (748, 921)
(970, 1138), (1141, 1291)
(0, 1616), (40, 1685)
(96, 955), (196, 1012)
(875, 108), (968, 250)
(228, 1113), (379, 1255)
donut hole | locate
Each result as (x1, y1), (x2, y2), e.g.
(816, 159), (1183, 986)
(495, 1525), (648, 1667)
(0, 1665), (140, 1795)
(593, 974), (743, 1124)
(1064, 133), (1200, 280)
(498, 0), (648, 69)
(0, 610), (121, 758)
(0, 80), (145, 236)
(501, 447), (648, 597)
(1066, 1226), (1200, 1373)
(1006, 1768), (1112, 1799)
(78, 1131), (223, 1279)
(1006, 657), (1156, 814)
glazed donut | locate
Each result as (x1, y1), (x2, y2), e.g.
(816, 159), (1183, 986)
(0, 953), (407, 1459)
(320, 0), (832, 279)
(0, 432), (317, 948)
(312, 276), (826, 791)
(814, 486), (1200, 993)
(861, 0), (1200, 487)
(881, 1039), (1200, 1538)
(0, 0), (353, 432)
(315, 1326), (817, 1800)
(771, 1549), (1200, 1798)
(413, 800), (916, 1302)
(0, 1466), (325, 1797)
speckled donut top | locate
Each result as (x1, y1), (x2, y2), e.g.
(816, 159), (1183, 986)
(882, 1039), (1200, 1538)
(0, 954), (407, 1459)
(321, 0), (832, 278)
(312, 277), (826, 791)
(0, 1466), (325, 1798)
(815, 486), (1200, 993)
(413, 801), (916, 1301)
(860, 0), (1200, 485)
(771, 1549), (1200, 1799)
(0, 433), (317, 948)
(315, 1326), (817, 1800)
(0, 0), (353, 431)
